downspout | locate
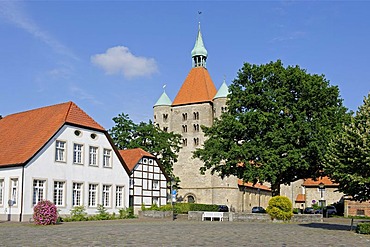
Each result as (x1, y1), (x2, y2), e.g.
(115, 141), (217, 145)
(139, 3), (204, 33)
(19, 165), (25, 222)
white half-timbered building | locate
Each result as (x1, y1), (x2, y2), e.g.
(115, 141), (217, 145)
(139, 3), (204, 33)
(0, 102), (131, 221)
(119, 148), (169, 214)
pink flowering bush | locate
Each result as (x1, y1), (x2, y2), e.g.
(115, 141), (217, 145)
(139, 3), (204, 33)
(33, 200), (58, 225)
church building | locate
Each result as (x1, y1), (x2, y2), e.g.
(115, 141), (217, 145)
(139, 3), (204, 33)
(153, 24), (271, 212)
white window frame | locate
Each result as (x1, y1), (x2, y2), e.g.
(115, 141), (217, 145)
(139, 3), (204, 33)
(102, 185), (111, 207)
(73, 143), (84, 164)
(10, 178), (18, 206)
(55, 140), (66, 162)
(103, 149), (112, 168)
(88, 184), (98, 207)
(53, 181), (65, 206)
(72, 182), (83, 207)
(115, 186), (124, 207)
(0, 179), (4, 206)
(89, 146), (98, 166)
(33, 179), (46, 205)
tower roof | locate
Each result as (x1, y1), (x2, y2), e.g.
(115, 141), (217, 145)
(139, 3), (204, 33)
(154, 91), (172, 106)
(191, 23), (208, 58)
(214, 80), (229, 99)
(172, 67), (217, 106)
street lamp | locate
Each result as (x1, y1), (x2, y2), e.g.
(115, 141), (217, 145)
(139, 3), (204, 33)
(318, 182), (325, 218)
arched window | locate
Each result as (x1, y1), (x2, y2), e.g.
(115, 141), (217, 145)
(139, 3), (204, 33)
(187, 195), (195, 203)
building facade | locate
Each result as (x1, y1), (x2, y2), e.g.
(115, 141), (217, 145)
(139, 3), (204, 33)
(153, 23), (271, 212)
(119, 148), (169, 214)
(0, 102), (130, 221)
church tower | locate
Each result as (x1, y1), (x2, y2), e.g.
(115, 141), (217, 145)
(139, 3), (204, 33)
(154, 23), (244, 209)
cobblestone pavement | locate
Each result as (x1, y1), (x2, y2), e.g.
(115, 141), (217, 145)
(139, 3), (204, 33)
(1, 218), (370, 247)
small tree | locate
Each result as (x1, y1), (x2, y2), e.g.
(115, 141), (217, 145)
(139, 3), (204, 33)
(266, 196), (293, 221)
(33, 200), (58, 225)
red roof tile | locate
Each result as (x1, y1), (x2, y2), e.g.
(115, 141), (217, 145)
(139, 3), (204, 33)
(0, 102), (105, 167)
(302, 176), (339, 187)
(238, 179), (271, 191)
(172, 67), (217, 106)
(118, 148), (155, 171)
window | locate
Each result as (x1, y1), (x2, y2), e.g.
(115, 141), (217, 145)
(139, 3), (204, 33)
(163, 114), (168, 121)
(182, 125), (187, 133)
(11, 178), (18, 205)
(115, 186), (124, 207)
(187, 195), (195, 203)
(89, 146), (98, 166)
(88, 184), (98, 207)
(74, 130), (81, 136)
(153, 180), (159, 190)
(0, 179), (3, 205)
(194, 138), (199, 146)
(182, 113), (187, 121)
(193, 112), (199, 120)
(153, 197), (159, 206)
(73, 144), (83, 164)
(33, 180), (45, 205)
(55, 141), (66, 162)
(72, 183), (83, 206)
(90, 133), (97, 140)
(193, 124), (199, 132)
(53, 181), (65, 206)
(163, 127), (168, 132)
(102, 185), (111, 207)
(103, 149), (112, 167)
(182, 138), (187, 146)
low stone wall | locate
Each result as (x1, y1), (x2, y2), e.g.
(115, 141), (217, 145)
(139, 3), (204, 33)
(189, 211), (322, 223)
(138, 210), (173, 219)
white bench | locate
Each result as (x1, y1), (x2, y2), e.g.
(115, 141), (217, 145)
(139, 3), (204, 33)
(202, 212), (224, 221)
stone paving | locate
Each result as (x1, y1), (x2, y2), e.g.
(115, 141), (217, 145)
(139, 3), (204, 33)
(1, 218), (370, 246)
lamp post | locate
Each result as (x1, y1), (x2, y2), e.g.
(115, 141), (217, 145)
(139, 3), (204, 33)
(319, 182), (325, 218)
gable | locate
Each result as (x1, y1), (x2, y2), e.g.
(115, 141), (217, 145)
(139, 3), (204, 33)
(0, 102), (105, 167)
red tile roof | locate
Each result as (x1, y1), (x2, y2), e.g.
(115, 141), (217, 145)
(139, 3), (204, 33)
(118, 148), (155, 171)
(302, 176), (339, 187)
(295, 194), (306, 202)
(238, 179), (271, 191)
(172, 67), (217, 106)
(0, 102), (105, 167)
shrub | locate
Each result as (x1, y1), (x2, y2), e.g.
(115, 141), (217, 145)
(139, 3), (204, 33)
(33, 200), (58, 225)
(70, 205), (88, 221)
(95, 204), (111, 220)
(356, 223), (370, 234)
(266, 196), (293, 221)
(118, 207), (136, 219)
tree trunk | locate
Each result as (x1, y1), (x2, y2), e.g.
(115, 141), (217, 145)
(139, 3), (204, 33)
(271, 182), (281, 197)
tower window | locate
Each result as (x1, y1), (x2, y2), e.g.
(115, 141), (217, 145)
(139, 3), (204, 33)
(193, 124), (199, 132)
(182, 139), (187, 146)
(163, 114), (168, 121)
(182, 113), (187, 121)
(194, 138), (199, 146)
(182, 125), (187, 133)
(193, 112), (199, 120)
(163, 127), (168, 132)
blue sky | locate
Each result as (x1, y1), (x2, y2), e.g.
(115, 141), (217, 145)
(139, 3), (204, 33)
(1, 1), (369, 129)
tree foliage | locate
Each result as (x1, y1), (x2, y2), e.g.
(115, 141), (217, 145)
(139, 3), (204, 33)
(193, 60), (349, 195)
(324, 93), (370, 201)
(109, 113), (182, 179)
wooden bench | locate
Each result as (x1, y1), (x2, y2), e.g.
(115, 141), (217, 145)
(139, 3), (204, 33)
(202, 212), (224, 221)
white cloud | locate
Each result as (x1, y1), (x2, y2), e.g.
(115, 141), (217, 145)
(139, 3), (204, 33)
(0, 1), (77, 60)
(270, 31), (306, 43)
(91, 46), (158, 79)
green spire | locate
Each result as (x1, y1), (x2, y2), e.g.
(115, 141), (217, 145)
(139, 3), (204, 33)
(191, 22), (208, 68)
(214, 80), (229, 99)
(154, 91), (172, 106)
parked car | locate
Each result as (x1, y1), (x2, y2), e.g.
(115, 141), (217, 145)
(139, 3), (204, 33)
(252, 206), (266, 213)
(218, 205), (229, 212)
(324, 206), (337, 216)
(304, 207), (316, 214)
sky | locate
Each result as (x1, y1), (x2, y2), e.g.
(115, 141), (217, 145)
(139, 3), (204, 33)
(0, 1), (369, 129)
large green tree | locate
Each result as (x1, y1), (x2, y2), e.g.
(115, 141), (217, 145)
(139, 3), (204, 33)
(193, 60), (349, 196)
(109, 113), (182, 180)
(324, 93), (370, 201)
